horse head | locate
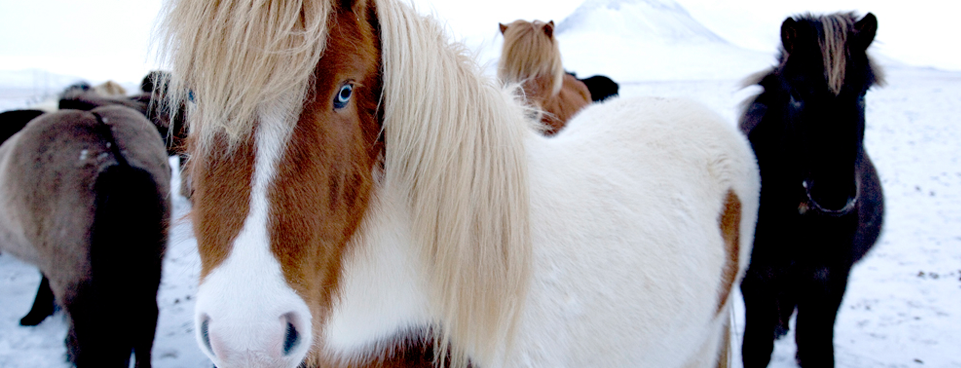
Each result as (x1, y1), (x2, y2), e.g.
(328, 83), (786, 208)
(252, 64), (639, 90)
(774, 12), (882, 214)
(163, 0), (383, 366)
(498, 19), (564, 99)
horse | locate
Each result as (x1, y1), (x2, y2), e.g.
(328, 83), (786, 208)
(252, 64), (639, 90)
(158, 0), (760, 367)
(737, 12), (885, 368)
(93, 80), (128, 97)
(0, 109), (45, 143)
(568, 71), (620, 102)
(0, 105), (171, 367)
(498, 19), (592, 135)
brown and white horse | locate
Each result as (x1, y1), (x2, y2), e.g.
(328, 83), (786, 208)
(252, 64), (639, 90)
(498, 19), (592, 135)
(160, 0), (759, 367)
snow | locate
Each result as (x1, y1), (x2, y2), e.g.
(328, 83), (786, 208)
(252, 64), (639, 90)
(1, 0), (959, 367)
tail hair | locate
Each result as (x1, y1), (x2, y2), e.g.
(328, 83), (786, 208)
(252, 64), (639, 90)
(67, 162), (170, 367)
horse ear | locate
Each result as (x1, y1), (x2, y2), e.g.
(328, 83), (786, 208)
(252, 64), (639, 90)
(780, 17), (799, 53)
(853, 13), (878, 51)
(544, 20), (555, 38)
(499, 23), (508, 34)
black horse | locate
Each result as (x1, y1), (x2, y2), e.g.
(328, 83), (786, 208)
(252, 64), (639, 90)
(566, 71), (619, 102)
(738, 12), (885, 368)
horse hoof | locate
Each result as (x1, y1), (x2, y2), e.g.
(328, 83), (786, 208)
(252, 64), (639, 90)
(19, 313), (49, 326)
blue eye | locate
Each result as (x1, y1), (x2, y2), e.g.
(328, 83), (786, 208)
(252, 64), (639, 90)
(334, 84), (353, 109)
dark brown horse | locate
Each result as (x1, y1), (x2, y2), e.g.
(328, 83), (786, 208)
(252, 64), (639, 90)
(738, 12), (885, 368)
(0, 106), (171, 367)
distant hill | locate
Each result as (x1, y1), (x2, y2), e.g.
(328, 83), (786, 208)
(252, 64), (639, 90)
(556, 0), (726, 44)
(555, 0), (773, 81)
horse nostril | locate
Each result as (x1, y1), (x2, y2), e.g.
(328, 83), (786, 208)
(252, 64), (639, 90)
(200, 315), (214, 356)
(282, 313), (300, 356)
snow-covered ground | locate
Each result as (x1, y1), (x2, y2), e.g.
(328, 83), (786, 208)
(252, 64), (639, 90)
(1, 0), (959, 367)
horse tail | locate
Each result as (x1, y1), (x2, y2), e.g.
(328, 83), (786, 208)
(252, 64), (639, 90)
(68, 113), (170, 367)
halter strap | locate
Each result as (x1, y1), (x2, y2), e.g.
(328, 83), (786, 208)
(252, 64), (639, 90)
(800, 179), (858, 216)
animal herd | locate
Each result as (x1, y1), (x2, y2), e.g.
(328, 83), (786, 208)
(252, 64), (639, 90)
(0, 1), (884, 367)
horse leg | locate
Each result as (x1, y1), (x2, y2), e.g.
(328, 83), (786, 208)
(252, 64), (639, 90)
(20, 274), (56, 326)
(132, 302), (159, 368)
(794, 265), (849, 368)
(739, 268), (781, 368)
(774, 286), (798, 339)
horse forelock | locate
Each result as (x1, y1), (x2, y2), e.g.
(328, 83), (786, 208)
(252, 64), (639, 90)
(380, 2), (532, 366)
(159, 0), (335, 153)
(498, 19), (564, 98)
(779, 13), (883, 96)
(818, 13), (854, 95)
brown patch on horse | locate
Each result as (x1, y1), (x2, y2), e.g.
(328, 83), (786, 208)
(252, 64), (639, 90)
(716, 321), (731, 368)
(264, 0), (385, 360)
(717, 190), (741, 315)
(190, 134), (255, 279)
(540, 73), (591, 135)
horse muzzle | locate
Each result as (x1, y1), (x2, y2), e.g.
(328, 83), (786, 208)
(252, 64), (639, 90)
(193, 261), (314, 368)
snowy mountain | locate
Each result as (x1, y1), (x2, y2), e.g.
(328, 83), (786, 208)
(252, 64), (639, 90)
(554, 0), (773, 82)
(556, 0), (726, 44)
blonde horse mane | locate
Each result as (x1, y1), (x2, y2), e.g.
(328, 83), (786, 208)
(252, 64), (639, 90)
(158, 0), (333, 152)
(498, 20), (564, 97)
(378, 2), (532, 367)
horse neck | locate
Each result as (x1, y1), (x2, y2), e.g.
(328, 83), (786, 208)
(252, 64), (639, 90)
(521, 74), (557, 105)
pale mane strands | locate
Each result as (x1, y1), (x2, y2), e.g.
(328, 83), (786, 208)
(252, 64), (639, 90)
(378, 2), (532, 367)
(159, 0), (333, 152)
(498, 20), (564, 96)
(818, 13), (854, 96)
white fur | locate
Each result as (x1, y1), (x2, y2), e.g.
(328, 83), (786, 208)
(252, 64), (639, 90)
(321, 190), (433, 363)
(194, 100), (312, 368)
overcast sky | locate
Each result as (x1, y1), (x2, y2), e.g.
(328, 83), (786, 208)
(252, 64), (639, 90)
(0, 0), (957, 84)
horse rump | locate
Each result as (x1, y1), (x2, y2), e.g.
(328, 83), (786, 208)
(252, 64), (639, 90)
(65, 162), (169, 368)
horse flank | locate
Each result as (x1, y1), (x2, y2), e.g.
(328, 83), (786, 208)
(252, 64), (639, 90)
(498, 20), (564, 97)
(379, 2), (532, 365)
(159, 0), (333, 152)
